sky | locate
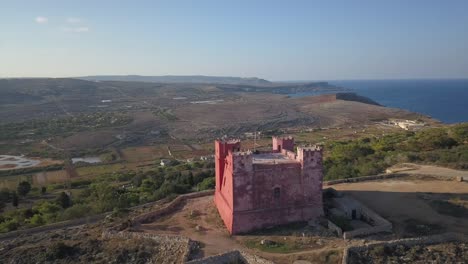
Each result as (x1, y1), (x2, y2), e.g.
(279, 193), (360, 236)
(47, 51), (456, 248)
(1, 0), (468, 81)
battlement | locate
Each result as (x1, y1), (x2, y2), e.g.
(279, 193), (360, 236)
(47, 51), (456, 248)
(272, 136), (295, 152)
(297, 145), (323, 153)
(217, 138), (241, 144)
(272, 135), (294, 141)
(215, 139), (241, 158)
(296, 145), (323, 168)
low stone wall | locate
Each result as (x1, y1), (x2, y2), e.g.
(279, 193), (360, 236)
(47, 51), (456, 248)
(187, 250), (274, 264)
(343, 224), (392, 240)
(133, 190), (214, 225)
(328, 220), (343, 237)
(341, 199), (392, 239)
(103, 230), (273, 264)
(324, 173), (407, 186)
(240, 251), (275, 264)
(102, 230), (196, 262)
(341, 232), (468, 264)
(186, 251), (242, 264)
(0, 214), (105, 241)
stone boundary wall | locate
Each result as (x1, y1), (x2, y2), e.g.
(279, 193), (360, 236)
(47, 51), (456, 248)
(343, 224), (392, 240)
(0, 214), (105, 241)
(102, 231), (273, 263)
(102, 230), (195, 262)
(133, 190), (214, 224)
(325, 171), (462, 186)
(324, 173), (407, 186)
(342, 198), (392, 239)
(186, 251), (241, 264)
(341, 232), (468, 264)
(240, 251), (275, 264)
(328, 220), (343, 237)
(187, 250), (274, 264)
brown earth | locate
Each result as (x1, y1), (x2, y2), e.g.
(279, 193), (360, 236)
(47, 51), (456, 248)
(0, 164), (17, 169)
(388, 163), (468, 179)
(332, 176), (468, 237)
(135, 195), (358, 264)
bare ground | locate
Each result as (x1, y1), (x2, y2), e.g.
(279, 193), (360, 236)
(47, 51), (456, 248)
(135, 196), (352, 264)
(388, 163), (468, 179)
(332, 176), (468, 237)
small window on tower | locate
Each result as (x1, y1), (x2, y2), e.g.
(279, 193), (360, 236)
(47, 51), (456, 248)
(273, 187), (281, 199)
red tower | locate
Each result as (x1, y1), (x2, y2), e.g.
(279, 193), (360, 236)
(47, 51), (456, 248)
(214, 137), (324, 234)
(272, 136), (295, 152)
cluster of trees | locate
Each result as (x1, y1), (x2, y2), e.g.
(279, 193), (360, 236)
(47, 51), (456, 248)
(0, 181), (33, 212)
(0, 161), (215, 233)
(0, 112), (132, 141)
(324, 123), (468, 180)
(0, 164), (64, 177)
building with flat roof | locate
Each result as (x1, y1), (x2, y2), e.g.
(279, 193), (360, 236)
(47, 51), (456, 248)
(214, 136), (324, 234)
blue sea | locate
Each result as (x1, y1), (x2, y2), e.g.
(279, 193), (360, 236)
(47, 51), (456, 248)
(296, 79), (468, 124)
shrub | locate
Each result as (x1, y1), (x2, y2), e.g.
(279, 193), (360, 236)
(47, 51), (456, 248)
(17, 181), (31, 197)
(197, 177), (215, 191)
(29, 214), (46, 226)
(56, 192), (72, 209)
(60, 204), (92, 220)
(45, 242), (77, 260)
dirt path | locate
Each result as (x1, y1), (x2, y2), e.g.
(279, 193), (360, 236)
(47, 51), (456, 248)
(388, 163), (468, 180)
(136, 196), (361, 263)
(137, 196), (243, 257)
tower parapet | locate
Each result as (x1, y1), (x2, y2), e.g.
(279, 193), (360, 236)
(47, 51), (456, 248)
(215, 139), (241, 192)
(297, 145), (323, 168)
(230, 150), (253, 173)
(272, 136), (295, 152)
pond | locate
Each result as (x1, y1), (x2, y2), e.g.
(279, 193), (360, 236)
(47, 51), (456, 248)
(71, 157), (102, 164)
(0, 155), (41, 171)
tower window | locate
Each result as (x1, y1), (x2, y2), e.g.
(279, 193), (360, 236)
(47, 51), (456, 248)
(273, 187), (281, 199)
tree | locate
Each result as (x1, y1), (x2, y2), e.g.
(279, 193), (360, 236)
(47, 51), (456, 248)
(188, 171), (194, 186)
(12, 191), (19, 207)
(57, 192), (72, 209)
(0, 188), (10, 202)
(17, 181), (31, 197)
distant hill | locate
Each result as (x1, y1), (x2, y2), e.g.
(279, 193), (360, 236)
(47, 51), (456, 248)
(77, 75), (272, 86)
(335, 92), (381, 106)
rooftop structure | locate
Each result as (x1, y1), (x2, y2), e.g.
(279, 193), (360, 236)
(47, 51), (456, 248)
(214, 136), (324, 234)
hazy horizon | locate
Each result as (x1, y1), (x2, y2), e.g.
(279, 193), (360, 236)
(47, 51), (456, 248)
(2, 75), (468, 83)
(2, 0), (468, 80)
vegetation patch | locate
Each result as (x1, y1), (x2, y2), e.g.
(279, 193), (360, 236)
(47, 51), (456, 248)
(0, 112), (132, 141)
(244, 239), (301, 254)
(152, 107), (178, 121)
(0, 161), (214, 233)
(324, 123), (468, 180)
